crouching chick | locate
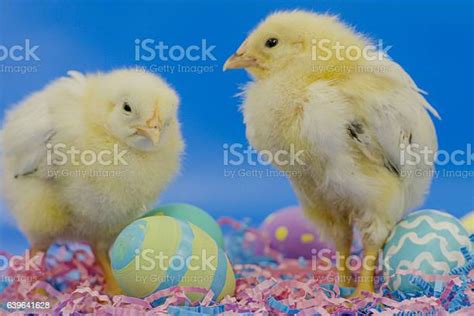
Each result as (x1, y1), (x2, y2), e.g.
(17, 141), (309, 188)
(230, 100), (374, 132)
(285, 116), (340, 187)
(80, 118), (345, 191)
(1, 69), (184, 295)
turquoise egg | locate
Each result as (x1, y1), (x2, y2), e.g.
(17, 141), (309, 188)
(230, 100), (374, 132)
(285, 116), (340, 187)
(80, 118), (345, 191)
(142, 203), (225, 249)
(383, 209), (472, 292)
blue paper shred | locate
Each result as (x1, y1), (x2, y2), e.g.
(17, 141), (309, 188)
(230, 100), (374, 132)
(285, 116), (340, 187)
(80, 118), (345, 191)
(267, 296), (300, 314)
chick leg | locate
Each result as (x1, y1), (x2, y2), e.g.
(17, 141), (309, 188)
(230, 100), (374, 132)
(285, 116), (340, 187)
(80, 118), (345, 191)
(334, 229), (354, 288)
(349, 171), (404, 298)
(351, 241), (380, 296)
(300, 200), (354, 287)
(92, 247), (122, 296)
(28, 240), (51, 296)
(30, 245), (48, 257)
(29, 236), (54, 260)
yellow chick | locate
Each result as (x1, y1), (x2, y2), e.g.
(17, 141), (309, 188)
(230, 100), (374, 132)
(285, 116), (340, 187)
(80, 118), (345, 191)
(224, 11), (439, 296)
(1, 69), (184, 295)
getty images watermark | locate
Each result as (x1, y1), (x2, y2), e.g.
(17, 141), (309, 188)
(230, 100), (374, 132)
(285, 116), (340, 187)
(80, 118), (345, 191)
(134, 38), (218, 74)
(1, 251), (47, 284)
(222, 142), (474, 179)
(130, 247), (393, 284)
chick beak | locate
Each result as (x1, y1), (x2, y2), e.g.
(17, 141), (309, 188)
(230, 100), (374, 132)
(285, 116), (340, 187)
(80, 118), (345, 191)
(135, 128), (160, 145)
(223, 40), (258, 70)
(135, 110), (161, 145)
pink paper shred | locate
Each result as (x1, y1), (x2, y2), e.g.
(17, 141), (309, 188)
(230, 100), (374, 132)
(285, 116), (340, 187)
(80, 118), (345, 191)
(0, 218), (472, 315)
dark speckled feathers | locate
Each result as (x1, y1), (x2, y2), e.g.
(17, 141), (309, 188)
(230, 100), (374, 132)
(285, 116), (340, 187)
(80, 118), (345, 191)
(347, 120), (401, 177)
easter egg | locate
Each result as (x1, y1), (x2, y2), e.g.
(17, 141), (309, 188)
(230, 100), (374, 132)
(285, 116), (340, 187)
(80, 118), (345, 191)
(111, 216), (235, 303)
(461, 211), (474, 234)
(259, 206), (334, 259)
(383, 209), (472, 292)
(143, 203), (225, 249)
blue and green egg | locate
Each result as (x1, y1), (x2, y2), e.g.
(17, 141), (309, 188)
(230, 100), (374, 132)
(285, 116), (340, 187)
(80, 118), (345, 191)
(111, 216), (235, 302)
(383, 209), (472, 292)
(142, 203), (225, 249)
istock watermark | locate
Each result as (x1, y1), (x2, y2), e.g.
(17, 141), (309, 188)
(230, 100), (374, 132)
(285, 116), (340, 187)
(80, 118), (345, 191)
(46, 143), (129, 166)
(311, 38), (391, 62)
(0, 250), (43, 272)
(222, 143), (306, 179)
(134, 249), (216, 271)
(401, 143), (474, 167)
(0, 39), (40, 62)
(134, 38), (219, 74)
(132, 248), (218, 283)
(223, 143), (305, 167)
(135, 39), (216, 62)
(310, 38), (391, 74)
(41, 143), (129, 178)
(0, 39), (40, 74)
(395, 143), (474, 179)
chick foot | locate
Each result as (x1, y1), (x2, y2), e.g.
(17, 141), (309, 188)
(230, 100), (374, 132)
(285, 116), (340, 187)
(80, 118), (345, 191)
(348, 281), (374, 299)
(29, 245), (49, 296)
(338, 269), (356, 288)
(348, 246), (378, 298)
(335, 232), (356, 288)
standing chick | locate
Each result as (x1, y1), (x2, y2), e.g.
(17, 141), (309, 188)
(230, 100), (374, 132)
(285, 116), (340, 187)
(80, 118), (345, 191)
(1, 69), (184, 294)
(224, 11), (439, 296)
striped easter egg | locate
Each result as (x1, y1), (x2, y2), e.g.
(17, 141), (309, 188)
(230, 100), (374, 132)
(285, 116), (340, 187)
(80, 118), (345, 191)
(111, 216), (235, 303)
(142, 203), (225, 249)
(383, 209), (472, 292)
(461, 211), (474, 234)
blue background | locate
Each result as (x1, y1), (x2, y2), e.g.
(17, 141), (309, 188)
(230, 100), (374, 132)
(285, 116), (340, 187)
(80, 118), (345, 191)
(1, 0), (473, 254)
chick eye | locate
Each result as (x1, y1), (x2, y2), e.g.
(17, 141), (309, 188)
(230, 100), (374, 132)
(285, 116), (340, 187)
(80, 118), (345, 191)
(123, 102), (132, 113)
(265, 38), (279, 48)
